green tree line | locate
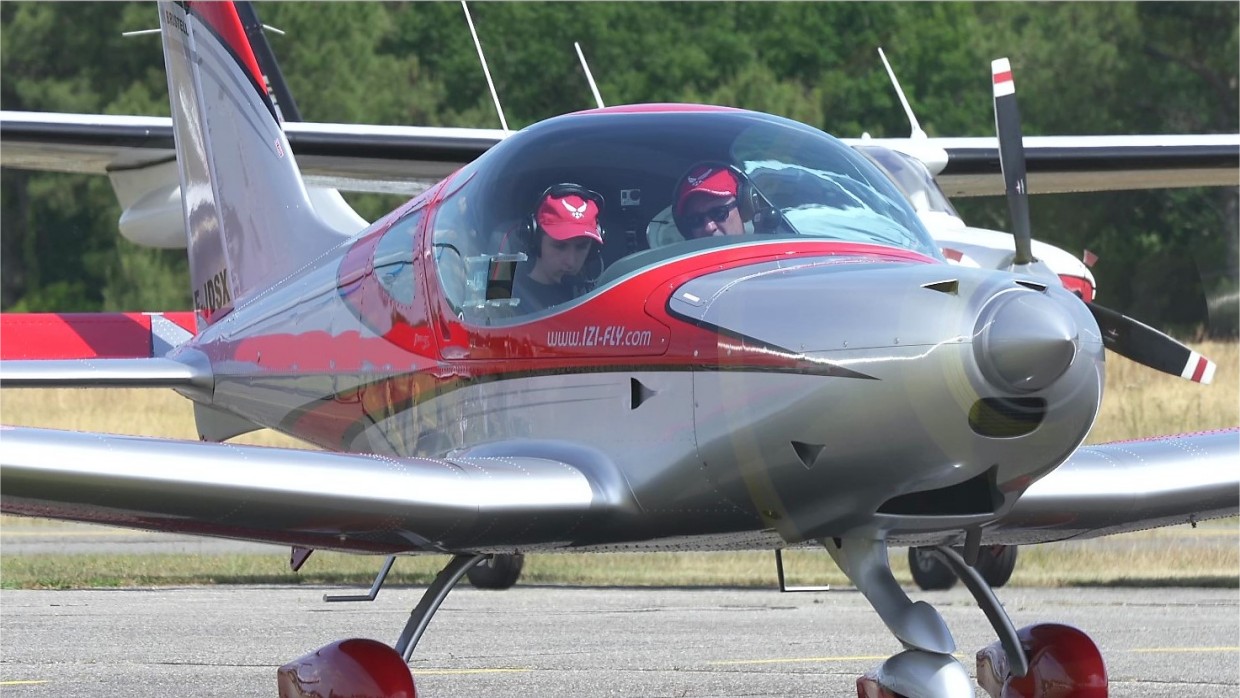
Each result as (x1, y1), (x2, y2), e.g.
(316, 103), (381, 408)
(2, 2), (1236, 335)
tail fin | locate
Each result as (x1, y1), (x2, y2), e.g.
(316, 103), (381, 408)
(158, 2), (348, 324)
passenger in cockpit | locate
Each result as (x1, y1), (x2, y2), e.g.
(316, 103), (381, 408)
(673, 164), (746, 239)
(511, 184), (605, 313)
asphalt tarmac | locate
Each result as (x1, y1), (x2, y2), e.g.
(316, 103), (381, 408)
(2, 584), (1237, 697)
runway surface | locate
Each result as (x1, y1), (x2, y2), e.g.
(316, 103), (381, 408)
(2, 584), (1237, 697)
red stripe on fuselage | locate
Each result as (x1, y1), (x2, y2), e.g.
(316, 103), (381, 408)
(433, 241), (937, 369)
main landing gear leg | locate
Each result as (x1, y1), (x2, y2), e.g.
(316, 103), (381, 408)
(395, 553), (486, 660)
(824, 537), (972, 698)
(276, 553), (485, 698)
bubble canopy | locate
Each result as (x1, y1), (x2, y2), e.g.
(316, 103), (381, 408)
(429, 107), (942, 314)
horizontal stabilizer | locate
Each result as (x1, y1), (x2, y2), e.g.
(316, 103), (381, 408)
(0, 426), (608, 553)
(0, 312), (196, 360)
(988, 429), (1239, 544)
(0, 312), (206, 390)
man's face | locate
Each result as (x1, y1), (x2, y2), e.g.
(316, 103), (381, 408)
(682, 195), (744, 238)
(534, 235), (593, 283)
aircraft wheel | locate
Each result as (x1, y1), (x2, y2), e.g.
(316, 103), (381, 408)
(974, 545), (1018, 588)
(907, 547), (956, 591)
(976, 623), (1107, 697)
(466, 553), (525, 589)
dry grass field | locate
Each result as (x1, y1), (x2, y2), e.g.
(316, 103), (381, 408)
(1, 340), (1236, 588)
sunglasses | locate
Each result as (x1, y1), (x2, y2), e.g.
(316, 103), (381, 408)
(685, 200), (737, 229)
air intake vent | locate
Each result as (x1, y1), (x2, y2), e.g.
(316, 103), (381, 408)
(791, 441), (824, 469)
(630, 377), (656, 410)
(968, 397), (1046, 438)
(922, 279), (959, 295)
(878, 466), (999, 516)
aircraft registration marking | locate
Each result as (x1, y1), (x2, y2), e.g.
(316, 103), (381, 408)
(193, 267), (232, 315)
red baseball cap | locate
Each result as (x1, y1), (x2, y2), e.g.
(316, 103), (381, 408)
(675, 165), (739, 215)
(536, 192), (603, 243)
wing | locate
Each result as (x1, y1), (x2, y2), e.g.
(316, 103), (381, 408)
(0, 426), (624, 554)
(6, 110), (1235, 199)
(859, 134), (1240, 197)
(0, 110), (508, 195)
(982, 429), (1239, 545)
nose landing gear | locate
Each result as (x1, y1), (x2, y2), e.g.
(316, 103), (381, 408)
(832, 538), (1107, 698)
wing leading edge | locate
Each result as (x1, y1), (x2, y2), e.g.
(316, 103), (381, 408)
(986, 428), (1239, 545)
(0, 426), (625, 554)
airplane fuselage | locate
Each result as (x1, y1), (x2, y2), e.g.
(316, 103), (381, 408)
(177, 214), (1104, 552)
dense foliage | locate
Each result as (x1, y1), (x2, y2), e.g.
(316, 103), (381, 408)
(2, 2), (1236, 335)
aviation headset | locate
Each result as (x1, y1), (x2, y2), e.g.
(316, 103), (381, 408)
(519, 183), (607, 259)
(672, 162), (779, 236)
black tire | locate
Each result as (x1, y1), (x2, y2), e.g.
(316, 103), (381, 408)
(466, 553), (525, 590)
(974, 545), (1018, 588)
(908, 547), (957, 591)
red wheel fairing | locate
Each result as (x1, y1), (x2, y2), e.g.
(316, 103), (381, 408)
(976, 623), (1107, 698)
(277, 638), (416, 698)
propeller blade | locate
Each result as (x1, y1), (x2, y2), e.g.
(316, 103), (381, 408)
(992, 58), (1034, 266)
(1087, 302), (1216, 383)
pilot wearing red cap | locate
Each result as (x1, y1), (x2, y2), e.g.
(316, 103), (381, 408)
(512, 184), (605, 313)
(675, 164), (746, 238)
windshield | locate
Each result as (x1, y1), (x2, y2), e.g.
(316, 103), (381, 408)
(430, 109), (941, 321)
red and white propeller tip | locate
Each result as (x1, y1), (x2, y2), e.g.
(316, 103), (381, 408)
(992, 57), (1015, 98)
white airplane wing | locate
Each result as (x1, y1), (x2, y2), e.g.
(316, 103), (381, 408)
(863, 133), (1240, 197)
(4, 110), (1235, 198)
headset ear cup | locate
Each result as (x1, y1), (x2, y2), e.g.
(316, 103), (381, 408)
(524, 217), (539, 258)
(736, 179), (755, 222)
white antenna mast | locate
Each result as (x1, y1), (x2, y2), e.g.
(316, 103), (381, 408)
(461, 1), (509, 132)
(574, 41), (605, 109)
(877, 47), (926, 140)
(123, 23), (281, 38)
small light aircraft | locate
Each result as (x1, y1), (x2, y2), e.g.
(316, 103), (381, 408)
(2, 4), (1237, 697)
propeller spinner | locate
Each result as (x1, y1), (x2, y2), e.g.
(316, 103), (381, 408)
(990, 57), (1216, 384)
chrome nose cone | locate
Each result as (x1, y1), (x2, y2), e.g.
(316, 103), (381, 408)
(975, 291), (1078, 392)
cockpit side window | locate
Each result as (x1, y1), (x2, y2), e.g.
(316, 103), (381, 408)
(431, 186), (482, 314)
(374, 209), (424, 306)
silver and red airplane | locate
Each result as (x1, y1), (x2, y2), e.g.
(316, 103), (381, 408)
(2, 4), (1238, 697)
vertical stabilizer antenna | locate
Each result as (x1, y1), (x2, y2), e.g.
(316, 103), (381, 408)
(878, 47), (926, 140)
(574, 41), (605, 109)
(461, 1), (509, 132)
